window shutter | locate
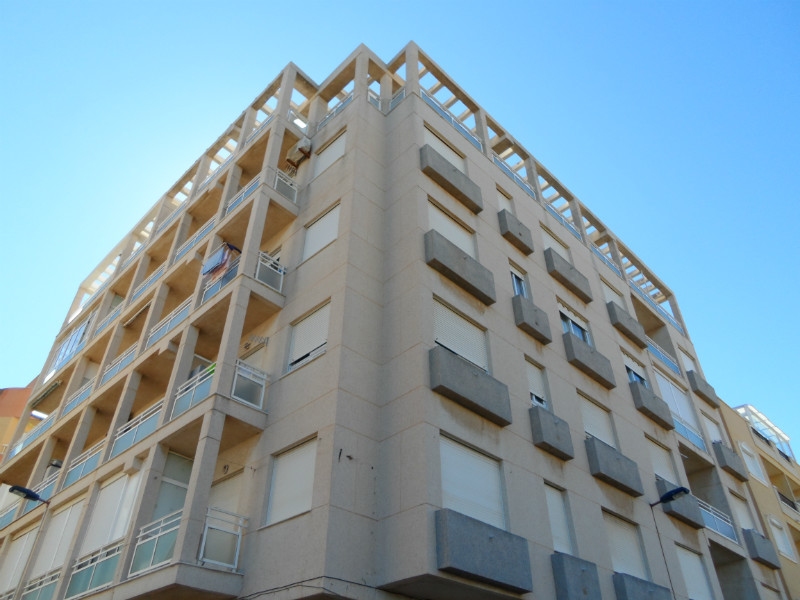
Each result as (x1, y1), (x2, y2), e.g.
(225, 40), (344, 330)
(266, 439), (317, 525)
(580, 398), (616, 447)
(543, 230), (569, 262)
(428, 203), (475, 258)
(209, 473), (243, 514)
(602, 282), (623, 305)
(769, 517), (796, 558)
(30, 500), (84, 577)
(303, 205), (340, 260)
(558, 303), (587, 330)
(439, 436), (504, 529)
(0, 528), (37, 593)
(80, 472), (141, 555)
(290, 303), (331, 366)
(497, 191), (512, 213)
(623, 354), (645, 378)
(312, 132), (346, 179)
(740, 443), (766, 481)
(424, 128), (466, 172)
(432, 300), (487, 370)
(729, 495), (755, 530)
(655, 372), (699, 430)
(675, 546), (715, 600)
(648, 440), (677, 483)
(680, 351), (697, 373)
(703, 415), (723, 443)
(526, 362), (547, 407)
(544, 485), (573, 554)
(604, 512), (648, 579)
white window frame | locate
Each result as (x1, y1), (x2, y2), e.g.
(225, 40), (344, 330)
(580, 396), (616, 448)
(675, 545), (715, 600)
(560, 303), (591, 346)
(288, 302), (331, 371)
(648, 439), (678, 483)
(526, 360), (548, 408)
(302, 204), (340, 261)
(729, 492), (756, 531)
(623, 353), (648, 387)
(510, 263), (528, 298)
(266, 438), (318, 525)
(768, 516), (797, 560)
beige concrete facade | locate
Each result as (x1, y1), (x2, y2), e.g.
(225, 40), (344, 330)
(0, 42), (795, 600)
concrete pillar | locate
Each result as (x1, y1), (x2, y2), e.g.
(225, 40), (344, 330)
(57, 406), (98, 488)
(473, 110), (490, 158)
(238, 193), (270, 283)
(217, 164), (243, 218)
(238, 107), (258, 147)
(175, 409), (225, 563)
(274, 64), (298, 125)
(354, 53), (369, 99)
(380, 72), (393, 108)
(159, 325), (199, 426)
(569, 198), (588, 240)
(210, 285), (251, 400)
(101, 371), (141, 463)
(524, 157), (543, 202)
(190, 155), (212, 199)
(26, 434), (58, 490)
(259, 122), (287, 187)
(167, 209), (195, 263)
(136, 282), (170, 351)
(404, 43), (421, 94)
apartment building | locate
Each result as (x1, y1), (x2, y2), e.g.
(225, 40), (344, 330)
(0, 42), (793, 600)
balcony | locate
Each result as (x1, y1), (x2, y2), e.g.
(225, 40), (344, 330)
(274, 170), (297, 203)
(63, 441), (103, 488)
(562, 332), (616, 389)
(776, 487), (798, 512)
(201, 257), (239, 304)
(672, 413), (707, 452)
(198, 507), (248, 569)
(145, 298), (192, 349)
(0, 503), (18, 530)
(424, 230), (496, 305)
(156, 203), (187, 234)
(497, 209), (534, 255)
(254, 252), (285, 294)
(606, 301), (647, 348)
(130, 510), (182, 574)
(646, 336), (681, 376)
(584, 436), (644, 497)
(231, 360), (268, 409)
(6, 413), (56, 461)
(420, 144), (483, 214)
(99, 343), (138, 386)
(629, 280), (684, 334)
(318, 92), (353, 131)
(492, 154), (537, 201)
(172, 364), (215, 419)
(121, 243), (147, 270)
(65, 540), (123, 598)
(246, 114), (274, 143)
(174, 219), (215, 263)
(544, 248), (593, 303)
(591, 244), (623, 277)
(20, 569), (60, 600)
(131, 265), (166, 301)
(544, 203), (582, 241)
(62, 378), (95, 418)
(697, 498), (737, 541)
(224, 178), (260, 216)
(110, 402), (163, 458)
(21, 472), (59, 515)
(512, 295), (552, 345)
(421, 90), (483, 151)
(93, 305), (122, 338)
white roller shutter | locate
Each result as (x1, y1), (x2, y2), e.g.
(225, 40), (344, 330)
(602, 281), (623, 305)
(80, 472), (141, 555)
(655, 372), (699, 430)
(312, 132), (346, 179)
(440, 436), (504, 529)
(428, 202), (475, 258)
(680, 351), (697, 373)
(526, 362), (547, 407)
(209, 473), (243, 514)
(289, 303), (331, 367)
(648, 440), (677, 483)
(432, 300), (487, 371)
(30, 500), (84, 577)
(497, 191), (512, 214)
(703, 415), (723, 443)
(424, 128), (466, 173)
(302, 205), (340, 260)
(542, 230), (570, 262)
(676, 546), (715, 600)
(729, 495), (755, 530)
(604, 512), (648, 579)
(0, 528), (37, 593)
(544, 485), (573, 554)
(266, 439), (317, 525)
(580, 398), (616, 448)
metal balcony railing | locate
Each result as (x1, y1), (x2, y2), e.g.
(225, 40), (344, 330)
(145, 298), (191, 349)
(62, 378), (95, 418)
(121, 242), (147, 269)
(129, 509), (182, 574)
(232, 360), (269, 409)
(246, 114), (274, 143)
(199, 507), (248, 569)
(22, 472), (59, 515)
(544, 202), (582, 240)
(255, 252), (285, 293)
(6, 414), (56, 461)
(174, 219), (215, 263)
(389, 88), (406, 111)
(492, 154), (537, 201)
(63, 441), (104, 489)
(131, 265), (165, 301)
(93, 305), (122, 339)
(367, 89), (380, 109)
(0, 502), (18, 530)
(65, 540), (123, 598)
(100, 343), (138, 386)
(224, 177), (260, 216)
(274, 170), (297, 203)
(775, 487), (798, 512)
(630, 281), (684, 334)
(171, 364), (215, 419)
(421, 90), (483, 151)
(671, 412), (707, 452)
(20, 569), (60, 600)
(156, 203), (187, 234)
(196, 154), (235, 194)
(201, 257), (239, 304)
(318, 93), (353, 131)
(110, 402), (163, 458)
(591, 245), (623, 277)
(646, 336), (682, 376)
(697, 498), (737, 541)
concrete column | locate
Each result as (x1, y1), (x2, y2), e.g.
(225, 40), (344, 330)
(6, 403), (35, 457)
(175, 409), (225, 563)
(259, 122), (287, 186)
(217, 163), (242, 218)
(167, 210), (195, 263)
(127, 253), (152, 305)
(380, 72), (393, 108)
(190, 155), (212, 199)
(57, 406), (98, 489)
(404, 43), (421, 94)
(274, 65), (298, 124)
(308, 95), (328, 130)
(159, 325), (199, 426)
(354, 52), (369, 99)
(136, 283), (170, 350)
(524, 157), (544, 202)
(238, 193), (270, 284)
(569, 198), (588, 240)
(25, 434), (58, 490)
(473, 110), (490, 158)
(101, 371), (141, 463)
(238, 107), (258, 147)
(210, 285), (251, 400)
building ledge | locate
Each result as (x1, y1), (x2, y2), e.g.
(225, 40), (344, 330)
(562, 333), (616, 389)
(421, 144), (483, 214)
(585, 436), (644, 497)
(425, 230), (496, 305)
(497, 210), (534, 255)
(115, 561), (243, 600)
(687, 370), (719, 407)
(606, 301), (647, 348)
(544, 248), (593, 303)
(529, 406), (574, 461)
(512, 295), (552, 344)
(629, 381), (674, 430)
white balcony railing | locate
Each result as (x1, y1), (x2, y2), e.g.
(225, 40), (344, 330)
(274, 170), (297, 203)
(131, 264), (166, 301)
(146, 298), (192, 349)
(0, 502), (18, 530)
(171, 364), (215, 419)
(156, 202), (187, 234)
(246, 114), (274, 143)
(93, 305), (122, 339)
(201, 257), (239, 304)
(232, 360), (269, 409)
(199, 507), (247, 569)
(646, 336), (682, 376)
(698, 498), (737, 541)
(174, 218), (216, 263)
(255, 252), (285, 293)
(421, 89), (483, 151)
(129, 509), (182, 574)
(63, 441), (104, 489)
(492, 153), (537, 201)
(671, 412), (707, 452)
(20, 569), (60, 600)
(6, 414), (56, 461)
(317, 92), (353, 131)
(110, 402), (163, 458)
(224, 177), (260, 216)
(65, 541), (123, 599)
(100, 343), (138, 385)
(62, 378), (96, 417)
(22, 471), (59, 515)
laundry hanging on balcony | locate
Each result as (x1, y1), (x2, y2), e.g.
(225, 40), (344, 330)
(202, 243), (241, 279)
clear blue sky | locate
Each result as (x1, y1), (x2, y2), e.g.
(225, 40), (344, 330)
(1, 2), (798, 445)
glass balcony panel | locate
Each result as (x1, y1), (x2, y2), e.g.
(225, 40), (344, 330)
(110, 402), (163, 458)
(646, 337), (681, 376)
(274, 170), (297, 203)
(131, 265), (165, 301)
(698, 499), (737, 541)
(145, 299), (191, 349)
(171, 365), (215, 419)
(224, 178), (260, 216)
(201, 258), (239, 304)
(130, 510), (182, 574)
(174, 219), (215, 263)
(199, 507), (247, 569)
(231, 360), (268, 409)
(7, 414), (56, 461)
(255, 252), (284, 293)
(0, 504), (18, 529)
(62, 378), (95, 417)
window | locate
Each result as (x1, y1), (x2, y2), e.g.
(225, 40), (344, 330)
(602, 281), (623, 305)
(623, 353), (648, 387)
(288, 302), (331, 370)
(560, 303), (591, 345)
(266, 439), (318, 525)
(432, 299), (488, 371)
(769, 517), (797, 559)
(497, 189), (513, 214)
(428, 201), (475, 257)
(28, 500), (85, 580)
(424, 127), (466, 173)
(654, 371), (700, 431)
(603, 512), (648, 580)
(47, 310), (97, 377)
(510, 264), (528, 298)
(702, 414), (723, 443)
(302, 205), (340, 261)
(153, 453), (193, 520)
(439, 435), (505, 529)
(79, 472), (141, 557)
(526, 361), (548, 408)
(740, 442), (766, 482)
(312, 132), (346, 178)
(729, 494), (755, 531)
(675, 545), (715, 600)
(580, 397), (616, 448)
(543, 229), (569, 262)
(0, 527), (37, 594)
(545, 484), (574, 554)
(680, 350), (697, 373)
(648, 439), (678, 483)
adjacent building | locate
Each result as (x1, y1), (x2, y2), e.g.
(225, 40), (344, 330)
(0, 42), (796, 600)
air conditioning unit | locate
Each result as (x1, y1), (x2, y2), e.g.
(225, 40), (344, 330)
(286, 137), (312, 168)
